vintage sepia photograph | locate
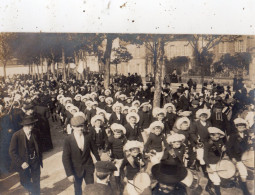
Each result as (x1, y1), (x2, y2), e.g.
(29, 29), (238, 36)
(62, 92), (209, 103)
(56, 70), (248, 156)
(0, 33), (254, 195)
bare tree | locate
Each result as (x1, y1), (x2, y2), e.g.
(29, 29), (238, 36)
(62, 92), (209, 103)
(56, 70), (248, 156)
(187, 35), (240, 83)
(0, 33), (16, 79)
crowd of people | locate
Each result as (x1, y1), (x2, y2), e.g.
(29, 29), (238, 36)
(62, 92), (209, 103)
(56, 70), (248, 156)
(0, 72), (254, 195)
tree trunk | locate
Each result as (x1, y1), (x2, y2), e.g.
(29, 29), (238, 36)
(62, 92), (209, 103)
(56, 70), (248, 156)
(82, 50), (86, 80)
(32, 62), (35, 80)
(74, 51), (78, 80)
(56, 63), (59, 79)
(40, 54), (43, 80)
(67, 63), (70, 78)
(47, 59), (50, 80)
(36, 63), (40, 79)
(3, 62), (7, 80)
(153, 37), (164, 108)
(104, 34), (114, 89)
(51, 60), (55, 79)
(145, 56), (148, 76)
(28, 63), (31, 75)
(62, 48), (66, 82)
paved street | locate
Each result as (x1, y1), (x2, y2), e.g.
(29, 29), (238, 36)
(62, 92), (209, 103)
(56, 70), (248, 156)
(0, 119), (254, 195)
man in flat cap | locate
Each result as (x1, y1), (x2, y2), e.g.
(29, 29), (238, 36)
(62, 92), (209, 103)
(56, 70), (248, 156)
(9, 115), (42, 195)
(62, 116), (101, 195)
(84, 161), (117, 195)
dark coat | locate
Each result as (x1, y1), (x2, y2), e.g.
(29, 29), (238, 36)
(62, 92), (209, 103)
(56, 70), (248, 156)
(190, 120), (211, 145)
(108, 112), (126, 125)
(226, 131), (249, 161)
(84, 183), (113, 195)
(124, 123), (142, 141)
(204, 139), (224, 165)
(62, 133), (100, 178)
(138, 110), (153, 130)
(34, 105), (53, 152)
(9, 128), (43, 172)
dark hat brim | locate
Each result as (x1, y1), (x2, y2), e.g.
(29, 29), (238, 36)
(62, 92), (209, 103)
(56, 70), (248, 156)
(20, 119), (38, 126)
(151, 163), (187, 185)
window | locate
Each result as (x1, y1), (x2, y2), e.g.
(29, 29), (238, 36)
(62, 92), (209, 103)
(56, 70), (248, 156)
(184, 45), (189, 56)
(219, 42), (227, 53)
(170, 45), (175, 57)
(235, 40), (245, 52)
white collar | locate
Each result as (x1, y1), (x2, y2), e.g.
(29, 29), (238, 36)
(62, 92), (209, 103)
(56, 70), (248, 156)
(96, 178), (108, 185)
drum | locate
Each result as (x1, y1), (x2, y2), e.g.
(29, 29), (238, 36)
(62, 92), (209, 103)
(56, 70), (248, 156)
(181, 169), (200, 189)
(241, 150), (254, 169)
(216, 160), (236, 179)
(133, 172), (151, 193)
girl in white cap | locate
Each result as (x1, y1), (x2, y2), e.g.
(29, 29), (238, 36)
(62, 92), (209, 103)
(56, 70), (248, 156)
(203, 127), (226, 195)
(89, 115), (108, 158)
(106, 123), (127, 192)
(144, 121), (168, 158)
(163, 134), (187, 166)
(121, 140), (145, 195)
(124, 112), (142, 141)
(226, 118), (252, 195)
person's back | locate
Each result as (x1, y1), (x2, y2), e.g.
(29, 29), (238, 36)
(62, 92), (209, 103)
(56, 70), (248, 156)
(84, 183), (113, 195)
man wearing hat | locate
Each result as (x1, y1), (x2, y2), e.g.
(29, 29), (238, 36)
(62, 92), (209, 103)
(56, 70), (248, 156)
(9, 115), (42, 195)
(84, 161), (117, 195)
(62, 116), (100, 195)
(151, 159), (188, 195)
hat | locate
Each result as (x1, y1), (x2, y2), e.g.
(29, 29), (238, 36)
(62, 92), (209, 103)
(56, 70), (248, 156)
(105, 97), (113, 103)
(126, 112), (140, 123)
(70, 116), (85, 127)
(140, 102), (150, 108)
(132, 100), (140, 107)
(91, 101), (98, 106)
(90, 92), (98, 98)
(163, 103), (176, 112)
(213, 103), (224, 109)
(74, 94), (82, 100)
(234, 118), (248, 126)
(110, 123), (126, 134)
(208, 127), (225, 137)
(149, 121), (164, 132)
(112, 102), (124, 112)
(20, 115), (38, 126)
(152, 107), (166, 118)
(65, 103), (73, 111)
(119, 94), (127, 99)
(122, 106), (130, 112)
(114, 91), (121, 99)
(176, 117), (190, 130)
(196, 109), (211, 119)
(99, 95), (105, 100)
(151, 160), (188, 185)
(104, 89), (111, 95)
(69, 106), (79, 113)
(24, 104), (33, 110)
(85, 100), (93, 107)
(128, 106), (138, 114)
(63, 97), (72, 105)
(226, 98), (235, 104)
(123, 140), (144, 152)
(178, 111), (192, 117)
(57, 95), (64, 100)
(167, 134), (186, 144)
(91, 115), (104, 126)
(95, 161), (117, 173)
(73, 112), (86, 119)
